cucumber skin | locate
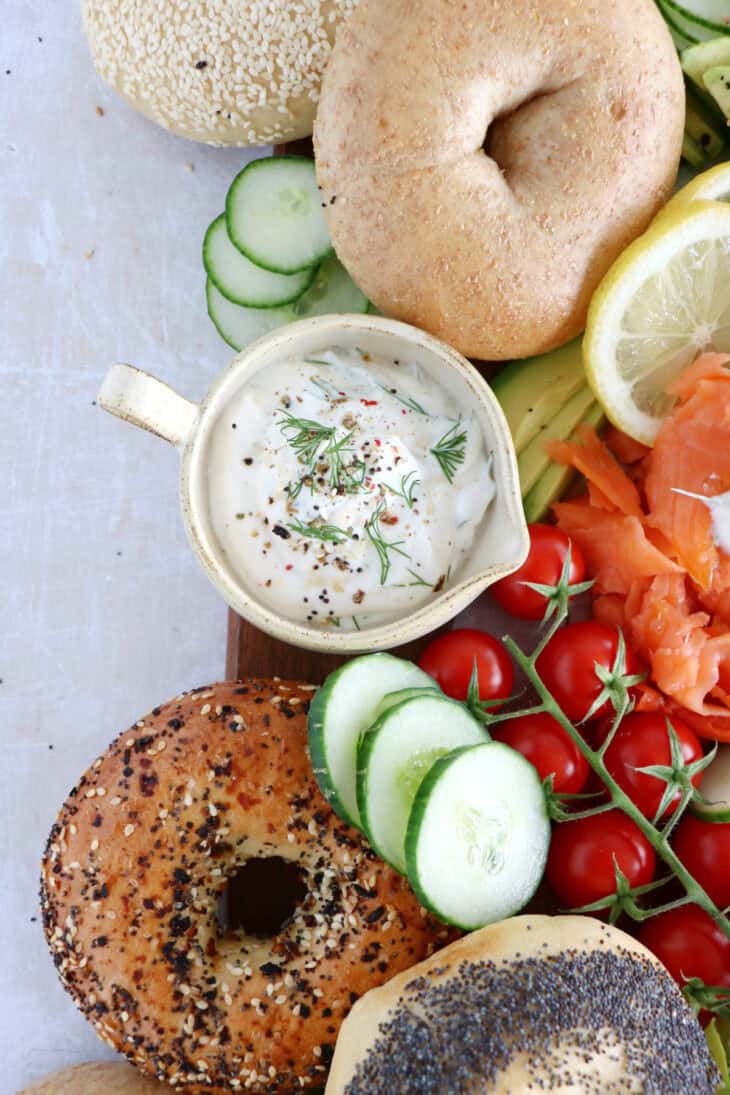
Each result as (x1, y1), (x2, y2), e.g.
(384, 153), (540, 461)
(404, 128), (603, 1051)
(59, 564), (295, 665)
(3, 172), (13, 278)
(307, 666), (362, 830)
(203, 214), (316, 310)
(662, 0), (730, 36)
(356, 695), (487, 874)
(225, 155), (334, 276)
(404, 743), (549, 931)
(205, 279), (290, 353)
(690, 800), (730, 822)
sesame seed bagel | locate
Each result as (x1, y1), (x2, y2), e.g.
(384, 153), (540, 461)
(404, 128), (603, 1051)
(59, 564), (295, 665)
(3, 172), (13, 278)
(80, 0), (358, 147)
(40, 680), (451, 1093)
(326, 914), (720, 1094)
(18, 1061), (166, 1094)
(314, 0), (684, 360)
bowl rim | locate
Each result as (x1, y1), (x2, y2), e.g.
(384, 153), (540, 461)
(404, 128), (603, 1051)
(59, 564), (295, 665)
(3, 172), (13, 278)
(180, 313), (529, 654)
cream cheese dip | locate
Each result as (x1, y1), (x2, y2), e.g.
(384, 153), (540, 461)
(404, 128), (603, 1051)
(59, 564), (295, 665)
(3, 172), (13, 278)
(207, 347), (496, 630)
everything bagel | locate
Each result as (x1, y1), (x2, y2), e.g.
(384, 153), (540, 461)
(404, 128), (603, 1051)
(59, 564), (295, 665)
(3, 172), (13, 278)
(314, 0), (684, 360)
(40, 680), (451, 1093)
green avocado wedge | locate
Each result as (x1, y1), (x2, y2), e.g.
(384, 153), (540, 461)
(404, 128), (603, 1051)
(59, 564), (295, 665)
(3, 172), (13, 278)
(522, 402), (605, 523)
(490, 338), (586, 455)
(517, 385), (596, 497)
(704, 66), (730, 120)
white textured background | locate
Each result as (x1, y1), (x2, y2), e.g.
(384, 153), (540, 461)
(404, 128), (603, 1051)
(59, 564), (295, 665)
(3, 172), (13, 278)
(1, 4), (263, 1088)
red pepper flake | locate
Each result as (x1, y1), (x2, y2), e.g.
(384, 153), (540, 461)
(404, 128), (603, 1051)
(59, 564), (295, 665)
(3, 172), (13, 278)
(374, 439), (382, 447)
(381, 513), (399, 526)
(285, 564), (293, 571)
(360, 399), (379, 406)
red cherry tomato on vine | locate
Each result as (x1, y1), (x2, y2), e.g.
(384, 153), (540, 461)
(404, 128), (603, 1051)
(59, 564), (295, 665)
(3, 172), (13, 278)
(598, 712), (704, 819)
(417, 628), (513, 703)
(639, 905), (730, 995)
(546, 810), (655, 909)
(492, 712), (589, 795)
(673, 815), (730, 911)
(491, 524), (586, 620)
(535, 621), (640, 722)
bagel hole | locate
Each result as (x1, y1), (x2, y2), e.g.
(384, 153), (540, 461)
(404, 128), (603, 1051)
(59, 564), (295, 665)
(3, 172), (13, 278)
(217, 857), (307, 937)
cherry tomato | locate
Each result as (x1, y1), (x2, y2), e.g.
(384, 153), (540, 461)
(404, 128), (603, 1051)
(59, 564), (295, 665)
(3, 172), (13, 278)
(417, 628), (513, 703)
(673, 815), (730, 911)
(535, 621), (640, 722)
(546, 810), (655, 909)
(639, 905), (730, 993)
(491, 524), (586, 620)
(492, 712), (589, 795)
(599, 712), (704, 819)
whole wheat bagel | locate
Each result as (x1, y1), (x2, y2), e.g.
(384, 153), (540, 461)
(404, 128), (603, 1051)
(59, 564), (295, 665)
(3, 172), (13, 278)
(314, 0), (684, 360)
(40, 680), (451, 1094)
(81, 0), (358, 146)
(325, 914), (719, 1094)
(18, 1061), (165, 1094)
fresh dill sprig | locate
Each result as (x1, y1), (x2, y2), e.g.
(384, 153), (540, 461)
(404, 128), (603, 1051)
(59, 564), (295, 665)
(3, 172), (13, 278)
(430, 421), (467, 484)
(384, 470), (420, 509)
(278, 410), (335, 466)
(279, 411), (364, 493)
(352, 615), (361, 631)
(364, 501), (410, 584)
(378, 383), (428, 416)
(393, 567), (433, 588)
(287, 518), (352, 544)
(310, 375), (343, 400)
(303, 358), (334, 367)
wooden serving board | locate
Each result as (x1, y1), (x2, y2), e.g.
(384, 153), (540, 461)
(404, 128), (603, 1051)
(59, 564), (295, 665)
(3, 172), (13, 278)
(225, 139), (494, 683)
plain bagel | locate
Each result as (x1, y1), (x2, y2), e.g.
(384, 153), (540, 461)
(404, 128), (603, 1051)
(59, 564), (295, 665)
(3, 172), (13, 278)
(314, 0), (684, 360)
(18, 1061), (166, 1094)
(81, 0), (359, 147)
(40, 680), (451, 1094)
(325, 914), (719, 1094)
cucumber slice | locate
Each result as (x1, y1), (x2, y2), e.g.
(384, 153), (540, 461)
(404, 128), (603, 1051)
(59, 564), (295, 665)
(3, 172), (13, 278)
(206, 280), (291, 352)
(704, 65), (730, 118)
(203, 214), (315, 308)
(691, 744), (730, 821)
(663, 0), (730, 36)
(372, 686), (440, 720)
(307, 654), (436, 829)
(683, 39), (730, 122)
(225, 156), (333, 275)
(293, 254), (368, 317)
(659, 0), (713, 41)
(356, 695), (487, 873)
(405, 742), (550, 930)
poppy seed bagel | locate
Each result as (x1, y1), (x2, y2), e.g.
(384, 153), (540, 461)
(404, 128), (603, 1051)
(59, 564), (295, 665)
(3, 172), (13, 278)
(325, 914), (720, 1094)
(40, 680), (452, 1093)
(314, 0), (684, 360)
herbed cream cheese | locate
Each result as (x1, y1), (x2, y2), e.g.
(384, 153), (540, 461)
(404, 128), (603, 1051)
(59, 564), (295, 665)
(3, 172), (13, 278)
(207, 347), (496, 630)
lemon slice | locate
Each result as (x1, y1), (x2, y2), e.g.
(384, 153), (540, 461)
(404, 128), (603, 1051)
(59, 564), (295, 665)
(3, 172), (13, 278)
(666, 161), (730, 213)
(584, 200), (730, 444)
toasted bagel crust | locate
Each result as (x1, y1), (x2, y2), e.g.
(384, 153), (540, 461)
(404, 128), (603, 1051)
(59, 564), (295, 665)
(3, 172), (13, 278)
(18, 1061), (165, 1094)
(41, 680), (451, 1093)
(314, 0), (684, 360)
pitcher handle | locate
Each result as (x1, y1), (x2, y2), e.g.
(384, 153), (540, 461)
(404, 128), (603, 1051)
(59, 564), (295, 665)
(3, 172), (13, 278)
(97, 363), (199, 448)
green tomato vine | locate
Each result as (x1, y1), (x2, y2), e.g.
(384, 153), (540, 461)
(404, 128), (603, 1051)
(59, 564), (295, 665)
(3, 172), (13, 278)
(466, 547), (730, 1016)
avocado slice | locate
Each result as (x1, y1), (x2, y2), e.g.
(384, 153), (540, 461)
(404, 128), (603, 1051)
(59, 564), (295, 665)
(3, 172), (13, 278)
(490, 338), (585, 455)
(682, 131), (710, 169)
(704, 66), (730, 121)
(517, 385), (596, 497)
(685, 87), (727, 160)
(522, 402), (605, 524)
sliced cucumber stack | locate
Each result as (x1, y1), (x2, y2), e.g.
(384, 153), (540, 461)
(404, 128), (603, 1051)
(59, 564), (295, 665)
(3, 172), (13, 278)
(691, 744), (730, 821)
(372, 686), (440, 720)
(356, 695), (487, 873)
(226, 156), (332, 274)
(203, 155), (371, 351)
(405, 742), (551, 930)
(307, 654), (436, 829)
(203, 214), (316, 308)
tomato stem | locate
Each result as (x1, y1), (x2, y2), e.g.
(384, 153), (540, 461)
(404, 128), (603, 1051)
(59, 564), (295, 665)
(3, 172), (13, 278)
(501, 630), (730, 945)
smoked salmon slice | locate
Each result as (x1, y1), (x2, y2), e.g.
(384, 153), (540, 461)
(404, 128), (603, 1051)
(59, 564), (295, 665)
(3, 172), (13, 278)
(551, 353), (730, 733)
